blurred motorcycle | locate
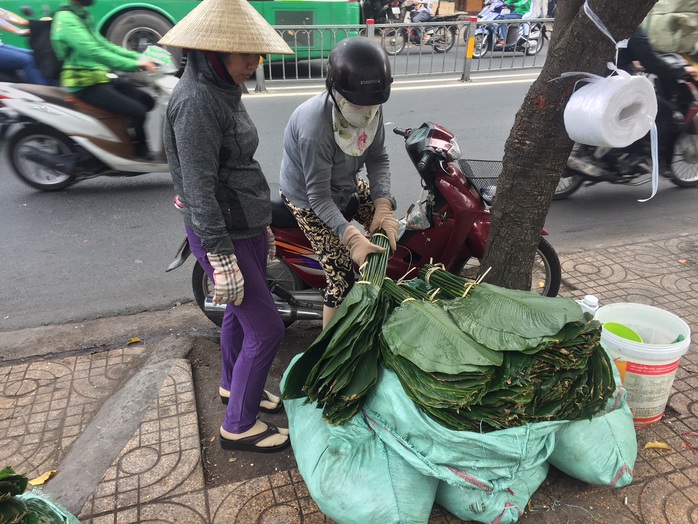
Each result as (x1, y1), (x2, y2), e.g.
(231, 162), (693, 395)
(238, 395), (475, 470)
(555, 55), (698, 199)
(0, 46), (177, 191)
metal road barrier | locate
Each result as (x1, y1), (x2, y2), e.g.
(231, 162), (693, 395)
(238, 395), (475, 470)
(254, 18), (553, 91)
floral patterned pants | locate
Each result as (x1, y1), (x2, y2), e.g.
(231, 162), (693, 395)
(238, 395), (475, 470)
(281, 179), (376, 308)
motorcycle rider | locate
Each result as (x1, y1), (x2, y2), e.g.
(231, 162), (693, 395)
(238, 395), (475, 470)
(494, 0), (531, 48)
(279, 37), (400, 328)
(0, 8), (51, 85)
(411, 0), (437, 44)
(50, 0), (159, 160)
(161, 0), (295, 453)
(569, 26), (693, 180)
(615, 26), (691, 174)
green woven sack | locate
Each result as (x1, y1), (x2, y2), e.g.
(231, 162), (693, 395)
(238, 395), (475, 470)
(282, 355), (439, 524)
(363, 368), (564, 492)
(547, 361), (637, 487)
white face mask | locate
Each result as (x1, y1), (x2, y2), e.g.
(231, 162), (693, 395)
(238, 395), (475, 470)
(331, 90), (382, 156)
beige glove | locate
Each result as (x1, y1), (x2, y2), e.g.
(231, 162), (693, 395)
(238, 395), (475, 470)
(207, 253), (245, 306)
(369, 198), (399, 251)
(266, 226), (276, 260)
(342, 225), (386, 266)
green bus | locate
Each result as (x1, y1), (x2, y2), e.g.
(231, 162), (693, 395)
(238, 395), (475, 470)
(0, 0), (361, 61)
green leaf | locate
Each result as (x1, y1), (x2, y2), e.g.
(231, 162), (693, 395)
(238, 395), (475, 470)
(444, 283), (585, 351)
(382, 300), (502, 374)
(0, 467), (27, 498)
(0, 497), (29, 523)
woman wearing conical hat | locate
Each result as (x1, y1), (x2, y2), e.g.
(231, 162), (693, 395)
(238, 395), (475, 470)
(161, 0), (293, 453)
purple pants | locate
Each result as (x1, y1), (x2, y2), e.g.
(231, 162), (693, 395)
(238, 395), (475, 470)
(186, 226), (285, 433)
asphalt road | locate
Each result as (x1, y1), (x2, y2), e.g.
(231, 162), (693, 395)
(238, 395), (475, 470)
(1, 71), (696, 333)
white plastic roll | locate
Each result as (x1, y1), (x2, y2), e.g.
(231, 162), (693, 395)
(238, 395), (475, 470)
(563, 74), (658, 148)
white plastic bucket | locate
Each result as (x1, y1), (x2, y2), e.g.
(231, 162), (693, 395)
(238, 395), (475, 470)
(595, 303), (691, 425)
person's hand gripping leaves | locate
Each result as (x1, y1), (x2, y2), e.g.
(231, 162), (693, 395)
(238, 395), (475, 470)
(342, 225), (386, 266)
(369, 197), (399, 251)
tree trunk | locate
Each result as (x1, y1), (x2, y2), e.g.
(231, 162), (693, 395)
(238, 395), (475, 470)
(480, 0), (657, 291)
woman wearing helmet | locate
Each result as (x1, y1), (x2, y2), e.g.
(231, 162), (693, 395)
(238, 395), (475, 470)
(161, 0), (294, 453)
(279, 36), (399, 328)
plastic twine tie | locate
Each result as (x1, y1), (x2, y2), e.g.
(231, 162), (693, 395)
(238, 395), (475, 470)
(583, 0), (628, 64)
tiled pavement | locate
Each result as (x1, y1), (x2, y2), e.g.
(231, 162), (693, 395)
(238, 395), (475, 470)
(1, 233), (698, 523)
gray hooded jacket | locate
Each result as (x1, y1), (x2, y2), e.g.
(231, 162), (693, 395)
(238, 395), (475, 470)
(164, 51), (270, 255)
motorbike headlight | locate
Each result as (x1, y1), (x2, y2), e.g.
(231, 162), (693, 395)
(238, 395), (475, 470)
(447, 137), (461, 160)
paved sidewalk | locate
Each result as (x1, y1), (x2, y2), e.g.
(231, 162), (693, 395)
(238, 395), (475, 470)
(1, 233), (697, 523)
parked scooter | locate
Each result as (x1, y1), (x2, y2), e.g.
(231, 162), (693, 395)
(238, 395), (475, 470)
(470, 0), (546, 59)
(555, 59), (698, 199)
(0, 45), (177, 191)
(168, 121), (562, 328)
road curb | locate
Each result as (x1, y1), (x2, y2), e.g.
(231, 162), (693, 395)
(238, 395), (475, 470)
(43, 335), (195, 515)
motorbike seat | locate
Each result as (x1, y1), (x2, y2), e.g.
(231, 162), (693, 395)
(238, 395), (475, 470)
(63, 94), (134, 157)
(269, 183), (300, 228)
(12, 84), (75, 110)
(63, 94), (123, 120)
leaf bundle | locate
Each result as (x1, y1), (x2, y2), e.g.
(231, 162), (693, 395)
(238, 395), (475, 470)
(380, 267), (616, 432)
(281, 230), (393, 425)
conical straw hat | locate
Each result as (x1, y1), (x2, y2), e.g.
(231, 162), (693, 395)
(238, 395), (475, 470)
(159, 0), (294, 55)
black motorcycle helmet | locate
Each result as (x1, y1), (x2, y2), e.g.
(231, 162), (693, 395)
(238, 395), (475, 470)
(326, 37), (392, 106)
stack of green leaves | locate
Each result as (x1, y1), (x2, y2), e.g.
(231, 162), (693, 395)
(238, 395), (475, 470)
(282, 230), (392, 425)
(378, 266), (616, 432)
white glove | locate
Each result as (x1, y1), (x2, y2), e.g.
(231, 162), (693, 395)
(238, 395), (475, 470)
(207, 253), (244, 306)
(342, 225), (386, 266)
(369, 197), (399, 251)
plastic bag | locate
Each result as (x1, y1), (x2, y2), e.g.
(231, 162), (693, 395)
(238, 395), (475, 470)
(17, 489), (82, 524)
(404, 191), (432, 230)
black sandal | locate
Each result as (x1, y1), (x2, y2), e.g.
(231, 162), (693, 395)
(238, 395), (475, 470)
(219, 423), (290, 453)
(220, 390), (284, 414)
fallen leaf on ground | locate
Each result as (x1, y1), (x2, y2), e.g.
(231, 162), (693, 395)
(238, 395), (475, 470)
(645, 440), (671, 450)
(678, 259), (687, 264)
(127, 337), (142, 345)
(28, 470), (59, 486)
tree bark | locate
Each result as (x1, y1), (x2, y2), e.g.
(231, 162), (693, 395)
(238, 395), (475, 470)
(480, 0), (657, 291)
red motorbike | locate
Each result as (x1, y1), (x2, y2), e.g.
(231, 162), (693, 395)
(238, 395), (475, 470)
(169, 122), (561, 327)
